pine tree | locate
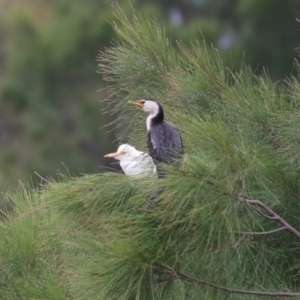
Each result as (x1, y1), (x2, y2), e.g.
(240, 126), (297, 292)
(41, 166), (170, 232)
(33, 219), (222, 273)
(94, 4), (300, 299)
(2, 4), (300, 300)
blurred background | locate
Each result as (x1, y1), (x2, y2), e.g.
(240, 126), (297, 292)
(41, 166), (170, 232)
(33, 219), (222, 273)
(0, 0), (299, 194)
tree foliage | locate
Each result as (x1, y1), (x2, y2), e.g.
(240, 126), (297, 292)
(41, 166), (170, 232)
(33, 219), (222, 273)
(0, 0), (299, 195)
(1, 4), (300, 300)
(95, 5), (300, 298)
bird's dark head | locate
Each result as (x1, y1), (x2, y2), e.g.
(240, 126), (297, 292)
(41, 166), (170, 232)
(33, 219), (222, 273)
(128, 98), (164, 120)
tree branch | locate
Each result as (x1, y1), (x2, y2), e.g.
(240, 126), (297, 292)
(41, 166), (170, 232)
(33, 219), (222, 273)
(176, 271), (300, 297)
(231, 234), (246, 248)
(232, 226), (286, 236)
(230, 227), (286, 248)
(241, 198), (300, 239)
(154, 264), (300, 297)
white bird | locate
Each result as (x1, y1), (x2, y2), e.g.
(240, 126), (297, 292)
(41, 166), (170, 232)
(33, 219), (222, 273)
(104, 144), (157, 178)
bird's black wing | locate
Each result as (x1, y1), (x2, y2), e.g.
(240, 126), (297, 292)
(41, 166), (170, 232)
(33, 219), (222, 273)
(147, 121), (183, 165)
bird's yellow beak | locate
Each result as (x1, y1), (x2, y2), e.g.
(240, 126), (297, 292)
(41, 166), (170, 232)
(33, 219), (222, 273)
(104, 151), (124, 158)
(128, 100), (144, 109)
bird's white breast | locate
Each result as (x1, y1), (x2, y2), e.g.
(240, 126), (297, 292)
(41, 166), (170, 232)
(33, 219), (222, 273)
(120, 152), (156, 178)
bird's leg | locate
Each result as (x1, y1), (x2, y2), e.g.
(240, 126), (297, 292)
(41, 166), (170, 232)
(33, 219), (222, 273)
(145, 188), (163, 208)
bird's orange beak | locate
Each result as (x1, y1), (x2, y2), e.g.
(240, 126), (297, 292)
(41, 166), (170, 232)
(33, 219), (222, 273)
(104, 151), (124, 158)
(128, 100), (144, 109)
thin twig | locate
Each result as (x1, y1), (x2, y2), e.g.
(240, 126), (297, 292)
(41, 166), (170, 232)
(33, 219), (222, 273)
(231, 227), (286, 248)
(232, 227), (286, 236)
(241, 198), (300, 239)
(177, 271), (300, 297)
(154, 264), (300, 297)
(231, 234), (246, 249)
(247, 204), (275, 220)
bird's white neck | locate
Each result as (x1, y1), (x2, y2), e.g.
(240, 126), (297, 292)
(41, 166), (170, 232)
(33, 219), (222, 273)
(146, 113), (156, 131)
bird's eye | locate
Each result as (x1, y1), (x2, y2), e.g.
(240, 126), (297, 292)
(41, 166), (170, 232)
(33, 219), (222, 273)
(139, 100), (145, 104)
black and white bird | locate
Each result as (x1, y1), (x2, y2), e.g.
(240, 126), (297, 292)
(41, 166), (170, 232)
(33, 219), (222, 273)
(104, 144), (157, 178)
(128, 98), (183, 178)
